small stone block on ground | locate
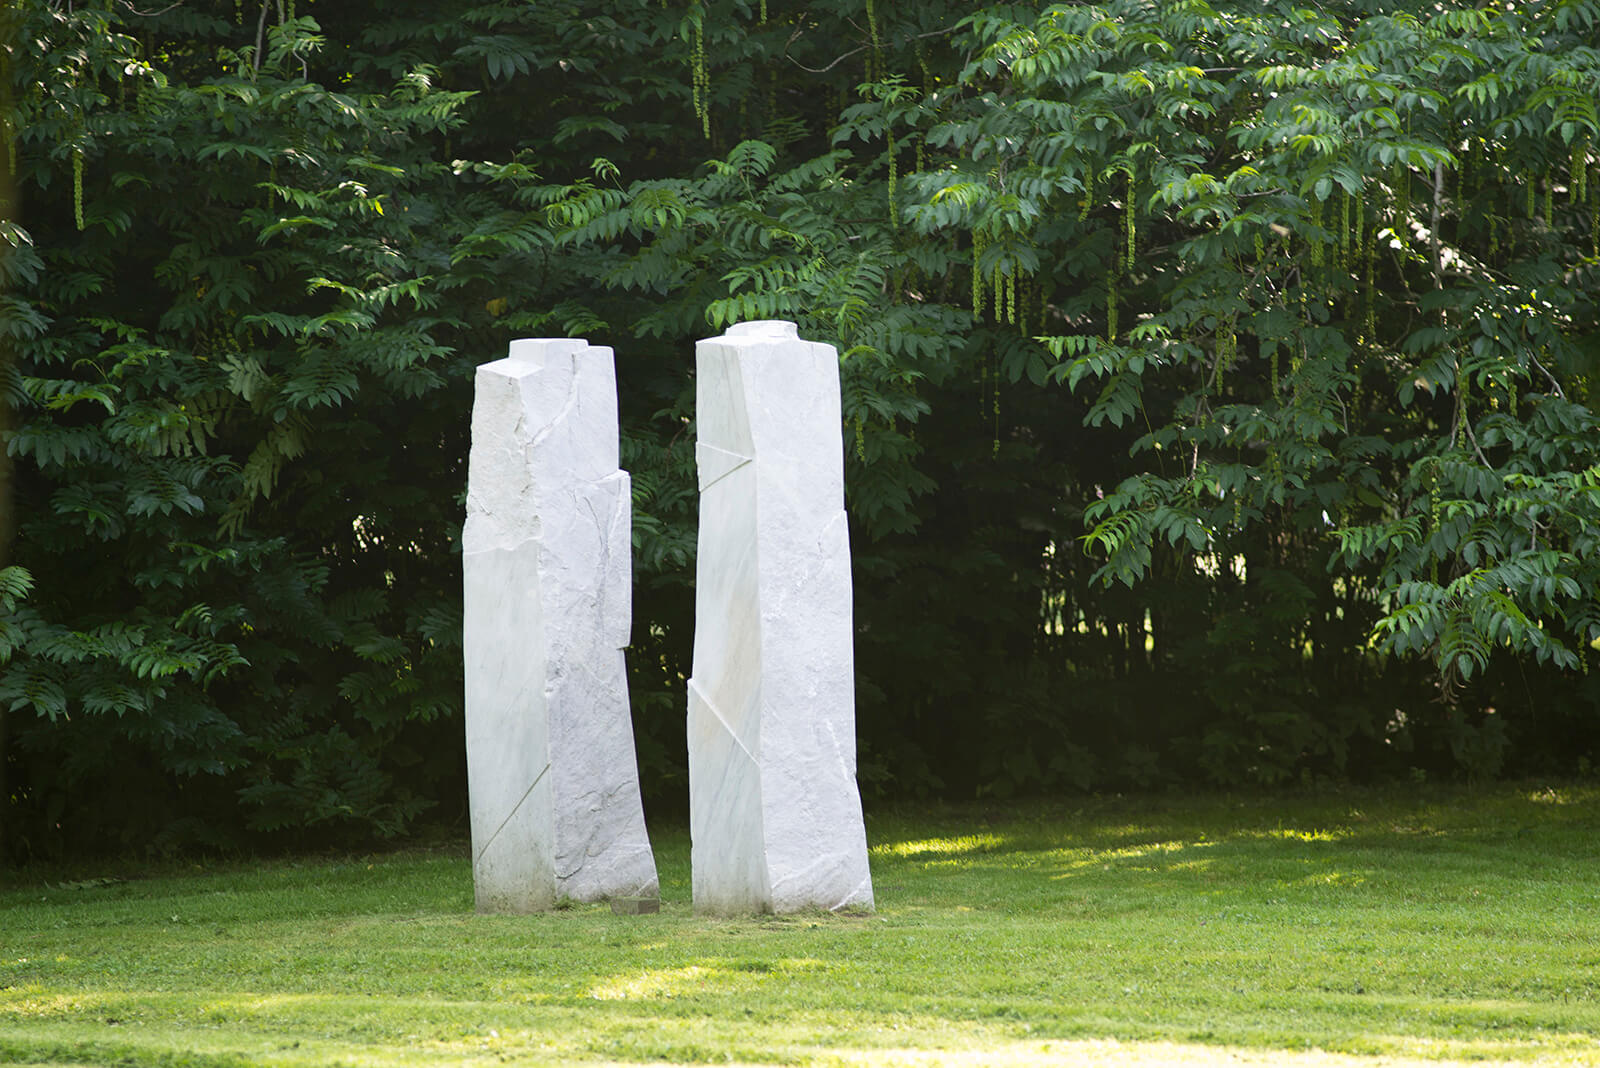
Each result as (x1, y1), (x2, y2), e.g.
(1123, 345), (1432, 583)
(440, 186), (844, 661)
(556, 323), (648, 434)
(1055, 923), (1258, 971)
(609, 896), (661, 915)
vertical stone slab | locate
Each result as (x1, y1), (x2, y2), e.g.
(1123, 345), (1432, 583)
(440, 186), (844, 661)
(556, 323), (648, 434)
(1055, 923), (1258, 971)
(689, 320), (874, 915)
(463, 338), (658, 913)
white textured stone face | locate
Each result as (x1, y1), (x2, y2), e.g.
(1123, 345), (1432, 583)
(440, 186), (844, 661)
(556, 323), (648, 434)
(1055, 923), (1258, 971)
(688, 320), (874, 915)
(463, 338), (658, 913)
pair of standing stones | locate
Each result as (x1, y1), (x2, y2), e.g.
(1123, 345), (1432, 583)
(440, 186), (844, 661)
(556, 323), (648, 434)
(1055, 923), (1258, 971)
(462, 321), (873, 915)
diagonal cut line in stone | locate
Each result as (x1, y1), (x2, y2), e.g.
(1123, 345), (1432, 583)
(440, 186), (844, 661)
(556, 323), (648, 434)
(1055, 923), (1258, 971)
(524, 357), (582, 452)
(475, 761), (551, 866)
(696, 442), (753, 493)
(688, 677), (757, 766)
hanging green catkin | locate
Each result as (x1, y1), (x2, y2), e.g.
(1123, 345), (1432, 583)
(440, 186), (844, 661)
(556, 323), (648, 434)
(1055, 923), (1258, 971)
(915, 134), (924, 175)
(865, 0), (881, 76)
(1080, 168), (1093, 221)
(1526, 174), (1537, 219)
(1339, 189), (1351, 267)
(1391, 169), (1409, 253)
(886, 128), (897, 229)
(1310, 198), (1325, 267)
(759, 0), (767, 22)
(1125, 169), (1136, 270)
(694, 24), (707, 139)
(1006, 268), (1016, 325)
(1254, 232), (1265, 262)
(691, 7), (709, 139)
(1428, 472), (1440, 583)
(1018, 277), (1028, 337)
(73, 149), (85, 231)
(972, 230), (986, 319)
(1456, 360), (1470, 450)
(1572, 137), (1588, 204)
(691, 14), (703, 117)
(1270, 346), (1280, 397)
(1592, 170), (1599, 257)
(1543, 170), (1553, 222)
(1216, 318), (1233, 395)
(854, 412), (865, 461)
(1106, 268), (1119, 342)
(1355, 186), (1366, 261)
(993, 260), (1003, 323)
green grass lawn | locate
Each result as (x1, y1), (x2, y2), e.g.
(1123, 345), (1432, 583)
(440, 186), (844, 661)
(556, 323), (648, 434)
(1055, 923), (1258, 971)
(4, 784), (1600, 1066)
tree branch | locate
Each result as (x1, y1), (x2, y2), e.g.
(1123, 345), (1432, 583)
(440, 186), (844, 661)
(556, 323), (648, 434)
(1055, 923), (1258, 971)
(784, 24), (960, 76)
(254, 0), (269, 74)
(1528, 348), (1565, 398)
(119, 0), (187, 16)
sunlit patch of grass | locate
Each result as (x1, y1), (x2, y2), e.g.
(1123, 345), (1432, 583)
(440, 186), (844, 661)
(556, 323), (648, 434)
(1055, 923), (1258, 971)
(871, 833), (1008, 859)
(4, 783), (1600, 1065)
(1255, 827), (1352, 842)
(585, 956), (829, 1001)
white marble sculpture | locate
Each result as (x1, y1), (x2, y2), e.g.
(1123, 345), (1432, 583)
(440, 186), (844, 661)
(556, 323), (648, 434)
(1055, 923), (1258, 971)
(463, 338), (658, 913)
(688, 320), (874, 915)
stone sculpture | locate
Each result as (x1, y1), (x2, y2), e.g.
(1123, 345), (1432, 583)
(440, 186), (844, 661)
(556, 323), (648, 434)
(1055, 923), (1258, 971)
(688, 320), (875, 915)
(463, 338), (658, 913)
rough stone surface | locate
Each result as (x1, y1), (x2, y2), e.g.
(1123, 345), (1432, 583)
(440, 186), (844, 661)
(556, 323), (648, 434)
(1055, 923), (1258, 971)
(688, 320), (874, 915)
(463, 337), (659, 914)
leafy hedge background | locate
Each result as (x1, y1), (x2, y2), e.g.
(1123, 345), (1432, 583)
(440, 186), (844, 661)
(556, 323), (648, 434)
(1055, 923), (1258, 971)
(3, 0), (1599, 858)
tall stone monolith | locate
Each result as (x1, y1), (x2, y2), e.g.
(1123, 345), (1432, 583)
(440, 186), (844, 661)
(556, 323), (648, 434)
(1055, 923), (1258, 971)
(463, 338), (658, 913)
(688, 319), (874, 915)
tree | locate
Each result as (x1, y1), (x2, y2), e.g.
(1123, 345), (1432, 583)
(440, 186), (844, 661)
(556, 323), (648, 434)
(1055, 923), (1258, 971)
(4, 0), (1599, 857)
(937, 1), (1600, 779)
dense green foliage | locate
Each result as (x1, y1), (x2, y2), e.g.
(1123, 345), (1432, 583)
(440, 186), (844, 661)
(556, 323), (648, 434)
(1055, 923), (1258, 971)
(6, 786), (1600, 1065)
(3, 0), (1599, 856)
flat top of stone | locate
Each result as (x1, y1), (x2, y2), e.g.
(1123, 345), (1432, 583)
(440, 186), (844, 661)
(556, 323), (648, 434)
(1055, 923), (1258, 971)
(724, 320), (799, 339)
(506, 337), (590, 364)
